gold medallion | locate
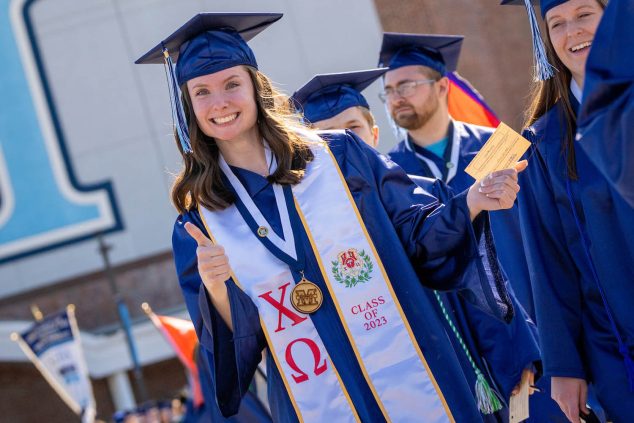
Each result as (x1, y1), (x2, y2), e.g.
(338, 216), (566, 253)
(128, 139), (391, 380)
(290, 278), (323, 314)
(257, 226), (269, 237)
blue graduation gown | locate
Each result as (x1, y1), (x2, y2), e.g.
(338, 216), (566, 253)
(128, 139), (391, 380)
(393, 127), (566, 422)
(519, 98), (634, 422)
(173, 131), (516, 422)
(578, 0), (634, 207)
(388, 121), (536, 320)
(412, 176), (547, 422)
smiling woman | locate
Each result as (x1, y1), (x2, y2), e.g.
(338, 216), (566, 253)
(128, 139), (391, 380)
(186, 69), (258, 146)
(173, 65), (313, 214)
(524, 0), (607, 179)
(544, 0), (602, 85)
(511, 0), (634, 422)
(137, 12), (530, 423)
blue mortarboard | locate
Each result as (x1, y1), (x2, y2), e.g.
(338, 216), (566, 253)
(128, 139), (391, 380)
(135, 13), (282, 153)
(378, 33), (463, 75)
(500, 0), (567, 18)
(158, 400), (172, 409)
(501, 0), (560, 80)
(292, 69), (388, 123)
(112, 410), (129, 423)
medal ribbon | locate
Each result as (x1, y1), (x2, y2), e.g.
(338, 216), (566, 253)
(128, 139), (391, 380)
(199, 198), (357, 422)
(219, 143), (297, 261)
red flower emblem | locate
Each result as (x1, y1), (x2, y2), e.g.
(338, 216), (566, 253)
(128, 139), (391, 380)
(339, 249), (359, 269)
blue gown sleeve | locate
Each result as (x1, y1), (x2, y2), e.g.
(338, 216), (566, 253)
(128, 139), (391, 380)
(412, 176), (542, 394)
(172, 211), (267, 417)
(328, 131), (513, 322)
(577, 0), (634, 206)
(517, 139), (586, 379)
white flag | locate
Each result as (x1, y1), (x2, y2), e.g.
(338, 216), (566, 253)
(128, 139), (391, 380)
(13, 305), (96, 422)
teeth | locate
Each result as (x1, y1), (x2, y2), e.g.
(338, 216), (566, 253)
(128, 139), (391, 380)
(570, 41), (591, 52)
(213, 113), (238, 124)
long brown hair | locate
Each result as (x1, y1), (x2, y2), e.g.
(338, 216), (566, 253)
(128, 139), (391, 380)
(171, 66), (314, 214)
(524, 0), (607, 179)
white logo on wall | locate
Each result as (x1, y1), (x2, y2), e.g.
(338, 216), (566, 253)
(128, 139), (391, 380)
(0, 0), (121, 264)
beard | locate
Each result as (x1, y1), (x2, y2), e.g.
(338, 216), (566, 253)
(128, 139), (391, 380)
(392, 95), (440, 131)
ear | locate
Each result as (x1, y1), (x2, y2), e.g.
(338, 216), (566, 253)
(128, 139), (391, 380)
(437, 76), (450, 98)
(372, 125), (380, 148)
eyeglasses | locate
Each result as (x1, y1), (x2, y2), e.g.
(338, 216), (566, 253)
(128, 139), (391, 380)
(378, 79), (437, 103)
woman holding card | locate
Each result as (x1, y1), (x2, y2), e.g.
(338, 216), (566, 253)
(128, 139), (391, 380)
(506, 0), (634, 421)
(137, 12), (525, 422)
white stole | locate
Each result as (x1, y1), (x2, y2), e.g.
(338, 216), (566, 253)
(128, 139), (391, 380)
(199, 134), (452, 422)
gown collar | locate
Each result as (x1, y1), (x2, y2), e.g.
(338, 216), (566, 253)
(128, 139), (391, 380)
(230, 166), (271, 197)
(220, 142), (299, 262)
(570, 78), (582, 105)
(404, 120), (460, 183)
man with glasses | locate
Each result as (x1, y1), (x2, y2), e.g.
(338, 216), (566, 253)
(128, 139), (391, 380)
(379, 32), (540, 318)
(378, 33), (568, 422)
(379, 33), (491, 198)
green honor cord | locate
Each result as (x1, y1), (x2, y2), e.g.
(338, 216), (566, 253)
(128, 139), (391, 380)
(433, 290), (503, 414)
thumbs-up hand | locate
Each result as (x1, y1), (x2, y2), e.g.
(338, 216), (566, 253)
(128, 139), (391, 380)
(185, 222), (232, 293)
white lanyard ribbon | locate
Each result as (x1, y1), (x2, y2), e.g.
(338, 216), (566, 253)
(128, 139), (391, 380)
(200, 200), (356, 422)
(405, 121), (461, 184)
(219, 142), (297, 260)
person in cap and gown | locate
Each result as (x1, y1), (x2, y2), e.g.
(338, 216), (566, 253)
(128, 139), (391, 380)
(378, 33), (538, 323)
(576, 0), (634, 207)
(372, 33), (566, 422)
(502, 0), (634, 422)
(137, 13), (527, 422)
(292, 69), (545, 422)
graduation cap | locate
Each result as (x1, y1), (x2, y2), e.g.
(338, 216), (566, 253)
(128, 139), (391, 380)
(378, 33), (463, 75)
(500, 0), (567, 18)
(501, 0), (558, 80)
(112, 410), (129, 423)
(135, 13), (283, 153)
(291, 68), (388, 123)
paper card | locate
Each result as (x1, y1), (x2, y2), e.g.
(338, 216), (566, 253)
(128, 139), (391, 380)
(464, 122), (531, 181)
(509, 370), (530, 423)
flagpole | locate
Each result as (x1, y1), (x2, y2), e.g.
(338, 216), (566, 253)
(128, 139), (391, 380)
(97, 235), (149, 404)
(30, 304), (43, 321)
(67, 304), (97, 423)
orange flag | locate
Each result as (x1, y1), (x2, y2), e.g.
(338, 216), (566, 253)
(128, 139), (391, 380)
(447, 72), (500, 128)
(143, 304), (204, 407)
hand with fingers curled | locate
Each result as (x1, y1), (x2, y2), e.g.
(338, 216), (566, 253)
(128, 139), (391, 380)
(551, 377), (590, 423)
(511, 368), (537, 397)
(466, 160), (528, 221)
